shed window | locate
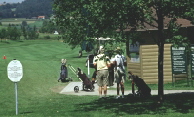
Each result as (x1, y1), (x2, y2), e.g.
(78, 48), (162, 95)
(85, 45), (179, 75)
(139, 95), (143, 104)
(129, 42), (140, 63)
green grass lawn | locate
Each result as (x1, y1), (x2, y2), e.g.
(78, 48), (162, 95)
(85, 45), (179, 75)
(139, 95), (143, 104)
(0, 39), (194, 117)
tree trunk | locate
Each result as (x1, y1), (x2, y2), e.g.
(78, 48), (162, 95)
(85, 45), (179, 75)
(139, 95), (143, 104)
(158, 40), (164, 103)
(156, 1), (164, 103)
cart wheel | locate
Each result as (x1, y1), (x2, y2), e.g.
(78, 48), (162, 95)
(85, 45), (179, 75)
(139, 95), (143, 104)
(74, 86), (79, 92)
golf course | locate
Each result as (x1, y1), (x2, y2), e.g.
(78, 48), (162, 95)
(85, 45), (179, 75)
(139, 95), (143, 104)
(0, 39), (194, 117)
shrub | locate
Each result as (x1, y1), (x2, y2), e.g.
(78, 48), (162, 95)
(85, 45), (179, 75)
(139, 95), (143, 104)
(44, 35), (50, 39)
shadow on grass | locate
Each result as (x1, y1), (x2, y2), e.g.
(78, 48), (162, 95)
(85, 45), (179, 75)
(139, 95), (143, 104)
(20, 111), (33, 114)
(72, 55), (88, 58)
(75, 93), (194, 115)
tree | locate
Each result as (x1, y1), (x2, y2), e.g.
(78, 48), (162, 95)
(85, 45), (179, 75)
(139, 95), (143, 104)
(0, 28), (7, 42)
(40, 20), (59, 33)
(7, 26), (21, 40)
(147, 0), (194, 103)
(27, 25), (39, 39)
(0, 3), (19, 18)
(53, 0), (194, 103)
(12, 27), (21, 40)
(22, 21), (27, 26)
(53, 0), (147, 49)
(0, 0), (53, 18)
(15, 0), (53, 18)
(21, 25), (28, 39)
(53, 0), (91, 49)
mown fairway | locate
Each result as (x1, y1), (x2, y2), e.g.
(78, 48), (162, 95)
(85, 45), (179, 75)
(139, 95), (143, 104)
(0, 18), (43, 30)
(0, 18), (38, 26)
(0, 39), (194, 117)
(0, 39), (95, 116)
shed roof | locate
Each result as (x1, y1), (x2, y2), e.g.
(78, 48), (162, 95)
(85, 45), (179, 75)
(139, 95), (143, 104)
(122, 18), (194, 32)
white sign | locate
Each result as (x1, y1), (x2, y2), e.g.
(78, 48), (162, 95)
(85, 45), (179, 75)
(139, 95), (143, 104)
(7, 60), (23, 82)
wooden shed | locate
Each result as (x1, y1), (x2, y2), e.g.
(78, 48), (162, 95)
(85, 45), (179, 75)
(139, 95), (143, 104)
(126, 18), (194, 84)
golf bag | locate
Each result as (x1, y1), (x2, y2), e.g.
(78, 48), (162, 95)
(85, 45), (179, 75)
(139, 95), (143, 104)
(58, 63), (68, 82)
(128, 71), (151, 97)
(68, 64), (94, 92)
(76, 68), (94, 91)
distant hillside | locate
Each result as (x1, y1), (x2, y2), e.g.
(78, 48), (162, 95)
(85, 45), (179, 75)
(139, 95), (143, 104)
(0, 0), (53, 18)
(0, 0), (24, 4)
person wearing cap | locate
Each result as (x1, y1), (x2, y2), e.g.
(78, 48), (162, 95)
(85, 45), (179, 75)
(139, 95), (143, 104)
(112, 47), (127, 99)
(91, 46), (103, 84)
(58, 59), (68, 82)
(93, 48), (111, 98)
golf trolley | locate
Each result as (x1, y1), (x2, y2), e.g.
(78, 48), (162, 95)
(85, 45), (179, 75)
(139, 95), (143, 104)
(68, 64), (95, 93)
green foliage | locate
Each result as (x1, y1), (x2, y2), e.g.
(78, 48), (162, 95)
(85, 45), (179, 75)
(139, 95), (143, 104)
(0, 28), (7, 41)
(21, 25), (27, 39)
(53, 0), (93, 48)
(40, 20), (59, 33)
(52, 0), (193, 47)
(7, 26), (21, 40)
(0, 24), (40, 40)
(165, 19), (189, 47)
(0, 18), (62, 41)
(27, 30), (38, 39)
(22, 21), (27, 26)
(44, 35), (51, 39)
(53, 0), (151, 48)
(0, 3), (18, 18)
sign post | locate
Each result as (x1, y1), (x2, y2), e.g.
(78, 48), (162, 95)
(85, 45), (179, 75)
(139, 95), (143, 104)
(7, 59), (23, 115)
(190, 45), (194, 86)
(14, 82), (18, 115)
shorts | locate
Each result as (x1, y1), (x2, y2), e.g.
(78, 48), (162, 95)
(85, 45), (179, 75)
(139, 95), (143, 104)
(96, 69), (109, 86)
(114, 70), (125, 83)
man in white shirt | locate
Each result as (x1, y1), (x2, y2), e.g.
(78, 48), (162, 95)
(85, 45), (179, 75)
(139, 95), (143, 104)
(112, 47), (127, 99)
